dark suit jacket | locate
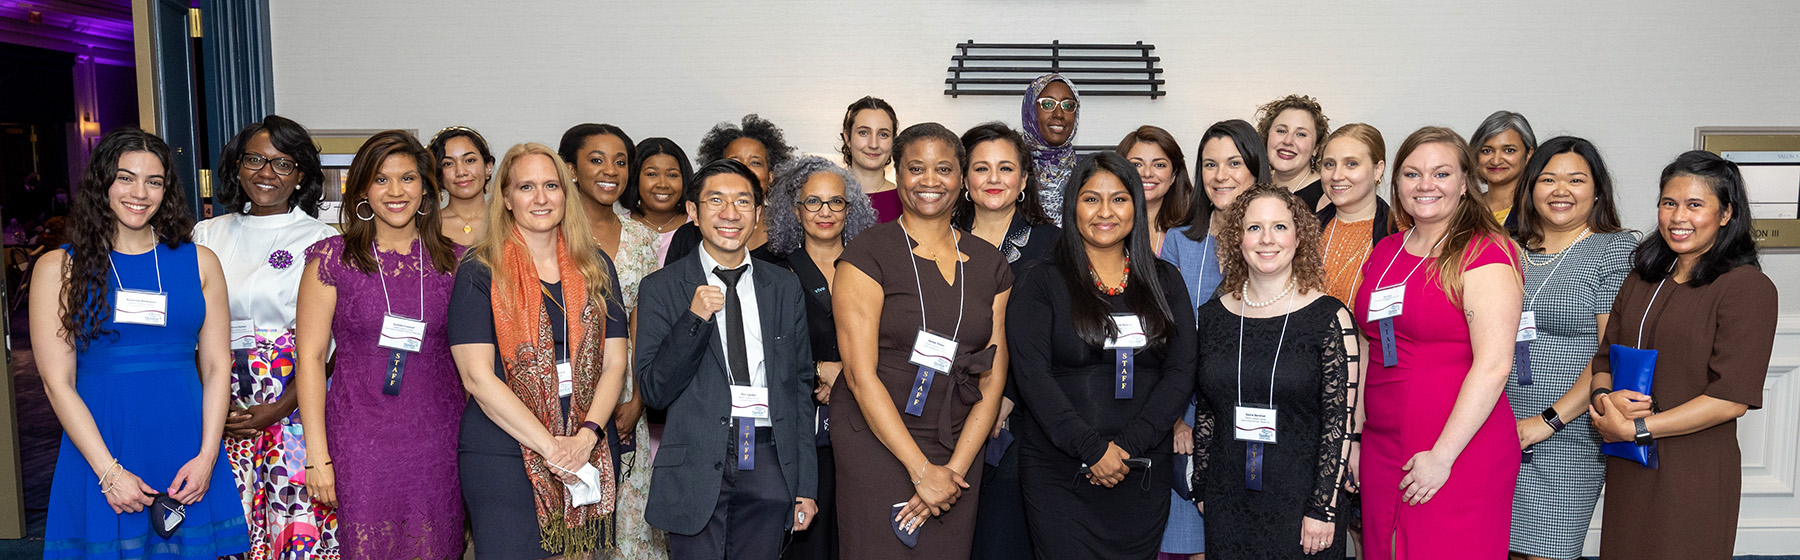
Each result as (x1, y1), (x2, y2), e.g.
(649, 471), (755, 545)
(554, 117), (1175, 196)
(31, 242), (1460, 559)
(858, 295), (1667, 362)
(635, 249), (817, 535)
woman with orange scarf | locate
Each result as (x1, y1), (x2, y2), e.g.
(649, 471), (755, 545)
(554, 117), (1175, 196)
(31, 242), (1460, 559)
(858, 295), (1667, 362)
(450, 142), (631, 558)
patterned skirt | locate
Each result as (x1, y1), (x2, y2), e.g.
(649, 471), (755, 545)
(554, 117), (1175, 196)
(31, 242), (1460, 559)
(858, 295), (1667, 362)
(226, 331), (339, 559)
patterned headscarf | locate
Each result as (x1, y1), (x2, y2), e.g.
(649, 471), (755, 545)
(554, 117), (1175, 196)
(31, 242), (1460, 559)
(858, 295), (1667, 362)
(1021, 73), (1080, 223)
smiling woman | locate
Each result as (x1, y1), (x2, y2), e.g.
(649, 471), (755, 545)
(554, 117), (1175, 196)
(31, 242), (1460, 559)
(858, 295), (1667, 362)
(1255, 95), (1331, 210)
(1021, 74), (1080, 223)
(190, 114), (342, 559)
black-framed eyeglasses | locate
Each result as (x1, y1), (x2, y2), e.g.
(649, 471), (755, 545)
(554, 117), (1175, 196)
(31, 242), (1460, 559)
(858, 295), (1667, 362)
(1036, 98), (1078, 113)
(240, 154), (298, 176)
(797, 196), (848, 212)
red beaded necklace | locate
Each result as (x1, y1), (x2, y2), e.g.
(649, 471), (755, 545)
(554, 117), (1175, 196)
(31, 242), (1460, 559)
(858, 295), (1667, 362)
(1090, 256), (1130, 296)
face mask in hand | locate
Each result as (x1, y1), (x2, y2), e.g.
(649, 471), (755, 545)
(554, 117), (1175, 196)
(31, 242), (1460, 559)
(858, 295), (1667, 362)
(554, 463), (604, 507)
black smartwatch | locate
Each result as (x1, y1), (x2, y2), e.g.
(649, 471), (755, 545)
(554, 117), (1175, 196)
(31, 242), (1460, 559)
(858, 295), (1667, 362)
(1632, 417), (1653, 446)
(1540, 407), (1566, 432)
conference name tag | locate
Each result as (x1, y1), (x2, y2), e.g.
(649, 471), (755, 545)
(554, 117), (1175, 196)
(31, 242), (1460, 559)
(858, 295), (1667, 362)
(230, 320), (255, 350)
(557, 361), (573, 398)
(1367, 286), (1404, 321)
(1103, 314), (1147, 349)
(908, 329), (957, 373)
(730, 386), (771, 419)
(377, 314), (426, 353)
(113, 290), (168, 327)
(1516, 311), (1538, 342)
(1234, 406), (1278, 444)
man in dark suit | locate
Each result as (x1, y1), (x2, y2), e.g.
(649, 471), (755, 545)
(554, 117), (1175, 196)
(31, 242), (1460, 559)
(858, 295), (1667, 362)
(636, 159), (818, 559)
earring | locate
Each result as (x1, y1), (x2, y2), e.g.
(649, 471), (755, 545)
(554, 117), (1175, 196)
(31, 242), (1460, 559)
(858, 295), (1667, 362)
(963, 190), (972, 201)
(354, 200), (375, 221)
(1017, 190), (1026, 203)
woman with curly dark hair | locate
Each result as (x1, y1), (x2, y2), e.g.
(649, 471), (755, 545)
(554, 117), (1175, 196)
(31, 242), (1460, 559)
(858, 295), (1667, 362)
(35, 128), (250, 558)
(191, 114), (342, 558)
(1190, 184), (1358, 559)
(666, 114), (796, 263)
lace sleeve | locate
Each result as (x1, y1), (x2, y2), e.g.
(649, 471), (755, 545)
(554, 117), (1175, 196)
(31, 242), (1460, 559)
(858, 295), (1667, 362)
(1191, 393), (1216, 504)
(304, 236), (344, 287)
(1306, 304), (1357, 523)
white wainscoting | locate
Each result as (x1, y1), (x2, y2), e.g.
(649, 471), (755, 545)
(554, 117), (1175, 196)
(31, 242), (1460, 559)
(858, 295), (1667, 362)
(1583, 315), (1800, 556)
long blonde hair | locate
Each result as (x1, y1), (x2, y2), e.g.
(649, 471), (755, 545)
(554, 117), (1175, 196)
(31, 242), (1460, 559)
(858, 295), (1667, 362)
(469, 142), (614, 308)
(1389, 126), (1514, 306)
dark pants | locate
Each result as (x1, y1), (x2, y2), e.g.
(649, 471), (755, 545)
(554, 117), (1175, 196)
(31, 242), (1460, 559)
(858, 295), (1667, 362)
(781, 446), (837, 560)
(669, 428), (790, 560)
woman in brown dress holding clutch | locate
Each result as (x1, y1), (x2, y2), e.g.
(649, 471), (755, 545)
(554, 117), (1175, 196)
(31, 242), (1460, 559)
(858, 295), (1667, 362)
(832, 122), (1013, 559)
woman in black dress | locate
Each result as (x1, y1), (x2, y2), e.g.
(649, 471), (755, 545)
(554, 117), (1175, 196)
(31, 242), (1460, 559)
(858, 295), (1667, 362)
(767, 155), (879, 560)
(1007, 152), (1196, 559)
(1191, 184), (1358, 558)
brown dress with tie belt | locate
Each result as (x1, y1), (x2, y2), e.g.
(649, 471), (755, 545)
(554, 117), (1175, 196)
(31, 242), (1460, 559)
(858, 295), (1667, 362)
(831, 222), (1013, 560)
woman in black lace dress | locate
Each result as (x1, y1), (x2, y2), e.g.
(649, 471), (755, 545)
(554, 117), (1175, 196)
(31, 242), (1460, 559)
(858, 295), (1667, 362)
(1191, 184), (1359, 558)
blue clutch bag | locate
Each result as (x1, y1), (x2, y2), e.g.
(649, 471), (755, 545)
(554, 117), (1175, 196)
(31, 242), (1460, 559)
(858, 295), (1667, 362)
(1601, 344), (1660, 468)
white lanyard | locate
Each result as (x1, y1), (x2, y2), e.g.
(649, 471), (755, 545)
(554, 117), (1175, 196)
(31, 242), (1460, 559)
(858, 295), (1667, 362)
(1195, 235), (1212, 302)
(900, 219), (965, 341)
(109, 244), (165, 294)
(1636, 262), (1676, 348)
(1237, 282), (1296, 407)
(1372, 228), (1446, 290)
(1523, 227), (1590, 310)
(374, 240), (425, 320)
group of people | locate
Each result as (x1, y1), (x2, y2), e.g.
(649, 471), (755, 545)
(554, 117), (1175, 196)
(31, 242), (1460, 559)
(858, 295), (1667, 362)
(30, 73), (1778, 560)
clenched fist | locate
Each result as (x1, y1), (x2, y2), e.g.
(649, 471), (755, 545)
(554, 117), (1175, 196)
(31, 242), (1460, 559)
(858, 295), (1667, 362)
(691, 285), (726, 321)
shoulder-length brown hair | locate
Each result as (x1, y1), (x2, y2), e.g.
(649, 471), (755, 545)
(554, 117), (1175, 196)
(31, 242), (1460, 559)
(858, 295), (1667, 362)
(1389, 126), (1515, 305)
(468, 143), (614, 308)
(339, 130), (459, 274)
(1216, 184), (1326, 298)
(1115, 125), (1192, 232)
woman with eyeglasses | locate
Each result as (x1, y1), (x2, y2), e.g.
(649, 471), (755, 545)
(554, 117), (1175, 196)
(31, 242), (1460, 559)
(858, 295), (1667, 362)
(429, 126), (496, 247)
(294, 131), (467, 558)
(191, 115), (341, 558)
(1022, 74), (1080, 223)
(37, 128), (250, 558)
(767, 155), (879, 560)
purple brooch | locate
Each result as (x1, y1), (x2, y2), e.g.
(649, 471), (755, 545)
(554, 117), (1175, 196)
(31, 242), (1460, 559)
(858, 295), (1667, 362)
(268, 250), (294, 270)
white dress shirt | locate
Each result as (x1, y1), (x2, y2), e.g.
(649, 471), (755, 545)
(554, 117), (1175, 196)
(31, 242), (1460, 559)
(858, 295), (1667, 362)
(696, 246), (769, 427)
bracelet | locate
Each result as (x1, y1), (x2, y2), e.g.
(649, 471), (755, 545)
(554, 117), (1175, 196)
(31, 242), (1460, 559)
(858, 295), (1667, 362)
(304, 460), (333, 470)
(1590, 387), (1613, 404)
(580, 421), (604, 435)
(1541, 407), (1567, 432)
(96, 459), (121, 494)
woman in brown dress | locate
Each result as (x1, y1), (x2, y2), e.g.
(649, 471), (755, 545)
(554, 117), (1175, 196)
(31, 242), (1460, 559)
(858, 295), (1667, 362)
(1589, 150), (1777, 560)
(833, 122), (1012, 559)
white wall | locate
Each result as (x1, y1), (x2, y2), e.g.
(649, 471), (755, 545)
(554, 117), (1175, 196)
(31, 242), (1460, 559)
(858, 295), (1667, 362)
(270, 1), (1800, 554)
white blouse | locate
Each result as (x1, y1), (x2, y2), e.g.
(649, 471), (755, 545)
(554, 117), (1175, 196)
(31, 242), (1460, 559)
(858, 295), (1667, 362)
(193, 206), (340, 332)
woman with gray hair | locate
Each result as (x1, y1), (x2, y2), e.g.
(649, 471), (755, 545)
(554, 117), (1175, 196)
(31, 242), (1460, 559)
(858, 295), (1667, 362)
(1470, 110), (1538, 228)
(769, 155), (875, 560)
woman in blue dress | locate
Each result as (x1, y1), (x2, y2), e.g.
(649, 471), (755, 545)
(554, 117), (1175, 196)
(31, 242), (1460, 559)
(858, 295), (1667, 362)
(31, 128), (249, 559)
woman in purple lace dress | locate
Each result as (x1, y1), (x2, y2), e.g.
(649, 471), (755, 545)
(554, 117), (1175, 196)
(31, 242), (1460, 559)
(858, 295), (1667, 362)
(294, 131), (467, 558)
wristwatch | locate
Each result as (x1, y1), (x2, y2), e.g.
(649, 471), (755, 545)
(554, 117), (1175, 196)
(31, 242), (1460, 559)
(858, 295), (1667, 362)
(580, 421), (604, 436)
(1633, 417), (1653, 446)
(1540, 407), (1566, 432)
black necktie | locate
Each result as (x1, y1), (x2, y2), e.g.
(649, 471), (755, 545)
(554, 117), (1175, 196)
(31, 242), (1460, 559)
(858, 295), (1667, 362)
(713, 266), (751, 386)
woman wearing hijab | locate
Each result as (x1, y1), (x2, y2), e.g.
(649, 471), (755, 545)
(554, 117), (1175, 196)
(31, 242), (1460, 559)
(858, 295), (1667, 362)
(1021, 74), (1080, 224)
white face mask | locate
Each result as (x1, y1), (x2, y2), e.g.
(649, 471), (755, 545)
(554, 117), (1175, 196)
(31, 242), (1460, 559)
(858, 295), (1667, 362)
(557, 462), (605, 507)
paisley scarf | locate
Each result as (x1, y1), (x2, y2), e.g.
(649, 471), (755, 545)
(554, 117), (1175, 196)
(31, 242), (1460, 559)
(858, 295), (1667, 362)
(492, 229), (614, 557)
(1021, 73), (1081, 223)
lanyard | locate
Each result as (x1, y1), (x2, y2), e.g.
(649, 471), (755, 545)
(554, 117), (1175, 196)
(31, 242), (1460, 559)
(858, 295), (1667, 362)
(1523, 228), (1590, 310)
(109, 244), (164, 294)
(1635, 262), (1676, 349)
(374, 240), (425, 320)
(900, 219), (965, 341)
(1237, 282), (1296, 407)
(1372, 228), (1446, 290)
(540, 283), (570, 363)
(1195, 235), (1213, 302)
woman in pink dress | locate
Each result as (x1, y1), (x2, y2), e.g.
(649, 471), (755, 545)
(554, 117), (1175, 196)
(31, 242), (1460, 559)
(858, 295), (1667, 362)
(1353, 126), (1522, 559)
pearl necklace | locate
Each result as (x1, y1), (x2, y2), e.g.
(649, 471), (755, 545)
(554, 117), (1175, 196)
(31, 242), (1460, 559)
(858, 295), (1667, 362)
(1240, 277), (1296, 308)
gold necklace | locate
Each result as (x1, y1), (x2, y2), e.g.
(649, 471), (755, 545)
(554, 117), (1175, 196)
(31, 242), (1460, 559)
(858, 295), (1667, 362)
(638, 212), (682, 233)
(444, 205), (479, 234)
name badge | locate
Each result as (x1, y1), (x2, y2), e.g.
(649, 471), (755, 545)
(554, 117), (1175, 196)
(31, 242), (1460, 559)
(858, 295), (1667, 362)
(1516, 311), (1538, 342)
(114, 290), (168, 327)
(230, 320), (255, 350)
(1103, 314), (1147, 349)
(557, 361), (573, 398)
(1234, 406), (1278, 444)
(377, 314), (426, 353)
(1367, 285), (1404, 321)
(908, 329), (957, 373)
(731, 386), (771, 419)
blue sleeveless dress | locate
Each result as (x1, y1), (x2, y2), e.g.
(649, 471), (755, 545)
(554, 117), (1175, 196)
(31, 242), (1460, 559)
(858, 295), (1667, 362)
(43, 243), (251, 559)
